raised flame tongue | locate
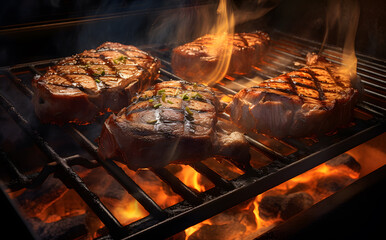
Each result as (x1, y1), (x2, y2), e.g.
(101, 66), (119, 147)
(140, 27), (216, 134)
(204, 0), (278, 86)
(321, 0), (360, 79)
(204, 0), (235, 86)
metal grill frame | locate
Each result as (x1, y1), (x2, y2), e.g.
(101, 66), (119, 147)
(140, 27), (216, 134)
(0, 30), (385, 239)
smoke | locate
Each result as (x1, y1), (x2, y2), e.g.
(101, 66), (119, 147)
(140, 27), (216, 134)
(233, 0), (280, 26)
(147, 4), (217, 45)
(320, 0), (360, 76)
(148, 0), (279, 46)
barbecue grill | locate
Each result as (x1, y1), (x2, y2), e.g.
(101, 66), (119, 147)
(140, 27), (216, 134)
(1, 0), (385, 239)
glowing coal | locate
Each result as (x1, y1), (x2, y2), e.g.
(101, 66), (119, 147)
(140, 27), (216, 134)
(182, 153), (361, 240)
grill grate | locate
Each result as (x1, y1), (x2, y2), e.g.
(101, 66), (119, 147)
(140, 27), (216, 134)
(0, 30), (385, 239)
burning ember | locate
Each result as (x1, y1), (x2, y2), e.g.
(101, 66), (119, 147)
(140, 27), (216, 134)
(8, 152), (361, 240)
(181, 153), (360, 240)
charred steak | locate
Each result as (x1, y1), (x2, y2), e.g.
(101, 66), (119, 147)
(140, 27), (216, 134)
(32, 42), (160, 124)
(97, 80), (250, 170)
(226, 53), (359, 138)
(171, 32), (270, 82)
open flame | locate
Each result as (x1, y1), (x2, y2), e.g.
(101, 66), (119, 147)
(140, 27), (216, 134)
(201, 0), (235, 86)
(341, 0), (360, 80)
(321, 0), (360, 79)
(200, 0), (277, 86)
(174, 165), (213, 192)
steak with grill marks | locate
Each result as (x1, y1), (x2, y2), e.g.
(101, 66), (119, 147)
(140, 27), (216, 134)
(171, 32), (270, 83)
(225, 53), (359, 138)
(32, 42), (160, 124)
(97, 80), (250, 170)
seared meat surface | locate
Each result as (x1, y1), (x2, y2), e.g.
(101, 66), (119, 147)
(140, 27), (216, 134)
(98, 80), (250, 170)
(32, 42), (160, 124)
(171, 32), (270, 83)
(226, 53), (359, 138)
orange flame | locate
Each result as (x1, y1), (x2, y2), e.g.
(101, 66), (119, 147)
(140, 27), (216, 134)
(111, 195), (148, 226)
(204, 0), (235, 86)
(175, 165), (213, 192)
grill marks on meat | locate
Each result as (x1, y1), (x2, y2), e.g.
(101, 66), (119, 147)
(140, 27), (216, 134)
(226, 53), (359, 138)
(171, 32), (270, 83)
(128, 81), (219, 137)
(32, 42), (160, 124)
(97, 80), (250, 170)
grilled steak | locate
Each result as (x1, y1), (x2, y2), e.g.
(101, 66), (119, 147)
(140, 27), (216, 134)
(97, 80), (250, 170)
(32, 42), (160, 124)
(226, 53), (359, 138)
(171, 32), (270, 83)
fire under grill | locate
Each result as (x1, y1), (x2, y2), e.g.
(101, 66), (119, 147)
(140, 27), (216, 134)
(0, 30), (385, 239)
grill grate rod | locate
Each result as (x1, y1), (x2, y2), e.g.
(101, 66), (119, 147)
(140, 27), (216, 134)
(189, 162), (234, 190)
(68, 127), (167, 219)
(274, 30), (386, 69)
(271, 40), (386, 90)
(269, 42), (386, 92)
(152, 168), (203, 205)
(271, 32), (386, 96)
(102, 160), (167, 218)
(6, 70), (34, 97)
(0, 149), (35, 190)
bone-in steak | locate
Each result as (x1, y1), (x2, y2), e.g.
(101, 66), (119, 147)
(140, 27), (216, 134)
(97, 80), (250, 170)
(32, 42), (160, 124)
(226, 53), (359, 138)
(171, 32), (270, 83)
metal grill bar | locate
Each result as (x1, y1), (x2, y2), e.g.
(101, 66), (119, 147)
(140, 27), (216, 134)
(189, 162), (234, 190)
(244, 135), (286, 161)
(6, 70), (34, 97)
(68, 127), (167, 218)
(272, 33), (386, 71)
(0, 148), (34, 190)
(102, 160), (166, 218)
(152, 168), (203, 205)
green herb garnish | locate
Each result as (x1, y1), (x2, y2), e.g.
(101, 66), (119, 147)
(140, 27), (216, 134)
(185, 106), (193, 115)
(157, 89), (166, 95)
(161, 93), (166, 102)
(148, 99), (154, 103)
(153, 103), (162, 108)
(95, 78), (101, 83)
(182, 93), (190, 101)
(193, 92), (203, 100)
(167, 100), (174, 104)
(113, 56), (128, 64)
(93, 68), (106, 77)
(81, 64), (90, 69)
(118, 56), (127, 62)
(147, 119), (157, 124)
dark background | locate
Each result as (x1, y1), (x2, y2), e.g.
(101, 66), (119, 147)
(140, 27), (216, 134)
(0, 0), (384, 67)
